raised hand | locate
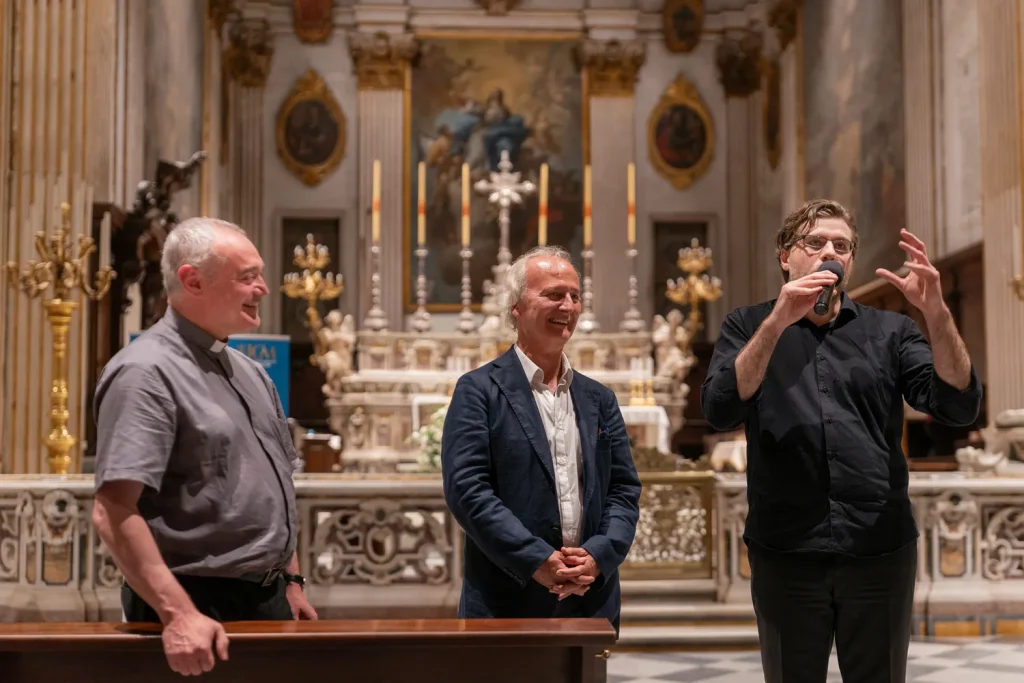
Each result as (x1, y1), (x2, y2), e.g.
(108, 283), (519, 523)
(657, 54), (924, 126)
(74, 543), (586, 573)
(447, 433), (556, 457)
(876, 229), (945, 317)
(768, 269), (840, 328)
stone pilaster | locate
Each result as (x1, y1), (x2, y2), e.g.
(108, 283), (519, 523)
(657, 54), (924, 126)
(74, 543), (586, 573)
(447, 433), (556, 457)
(349, 31), (418, 331)
(902, 0), (939, 255)
(143, 0), (205, 220)
(576, 38), (645, 332)
(1, 0), (106, 473)
(716, 27), (762, 311)
(978, 0), (1024, 418)
(223, 14), (274, 299)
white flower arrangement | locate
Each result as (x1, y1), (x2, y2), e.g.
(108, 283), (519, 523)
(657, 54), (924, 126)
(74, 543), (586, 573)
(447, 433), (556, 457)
(407, 405), (447, 473)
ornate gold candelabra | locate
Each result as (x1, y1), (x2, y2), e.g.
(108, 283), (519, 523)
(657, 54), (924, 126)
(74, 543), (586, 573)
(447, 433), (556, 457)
(5, 202), (116, 475)
(281, 234), (344, 362)
(665, 238), (723, 338)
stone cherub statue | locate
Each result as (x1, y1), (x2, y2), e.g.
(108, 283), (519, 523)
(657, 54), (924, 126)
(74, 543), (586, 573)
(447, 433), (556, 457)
(651, 309), (695, 383)
(954, 409), (1024, 475)
(316, 310), (356, 396)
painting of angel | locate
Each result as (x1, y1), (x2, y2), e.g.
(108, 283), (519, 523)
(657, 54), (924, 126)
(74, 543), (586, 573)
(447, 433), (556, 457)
(408, 37), (584, 310)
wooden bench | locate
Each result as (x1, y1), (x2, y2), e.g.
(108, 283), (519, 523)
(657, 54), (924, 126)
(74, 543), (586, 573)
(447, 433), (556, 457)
(0, 618), (616, 683)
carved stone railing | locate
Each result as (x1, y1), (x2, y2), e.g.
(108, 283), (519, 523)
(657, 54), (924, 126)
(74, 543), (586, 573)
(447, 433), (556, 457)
(4, 471), (1024, 635)
(716, 472), (1024, 636)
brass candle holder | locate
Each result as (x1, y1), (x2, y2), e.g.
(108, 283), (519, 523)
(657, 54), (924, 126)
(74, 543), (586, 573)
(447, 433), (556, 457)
(281, 234), (344, 362)
(665, 238), (723, 337)
(5, 202), (116, 475)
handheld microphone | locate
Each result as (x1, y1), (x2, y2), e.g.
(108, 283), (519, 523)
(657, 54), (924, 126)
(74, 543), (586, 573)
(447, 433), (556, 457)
(813, 261), (845, 315)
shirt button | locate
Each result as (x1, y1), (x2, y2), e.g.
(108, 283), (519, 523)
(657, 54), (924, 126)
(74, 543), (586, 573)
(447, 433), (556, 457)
(827, 417), (834, 424)
(818, 355), (825, 361)
(828, 450), (837, 459)
(821, 387), (828, 393)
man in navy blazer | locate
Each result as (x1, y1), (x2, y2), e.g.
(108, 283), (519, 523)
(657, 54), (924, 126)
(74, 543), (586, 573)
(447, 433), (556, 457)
(441, 246), (642, 633)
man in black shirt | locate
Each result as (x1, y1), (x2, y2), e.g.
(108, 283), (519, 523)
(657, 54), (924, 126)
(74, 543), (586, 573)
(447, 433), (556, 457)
(702, 199), (981, 683)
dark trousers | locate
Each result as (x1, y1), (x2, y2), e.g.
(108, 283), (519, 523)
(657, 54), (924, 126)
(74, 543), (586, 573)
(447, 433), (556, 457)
(122, 574), (292, 623)
(748, 540), (918, 683)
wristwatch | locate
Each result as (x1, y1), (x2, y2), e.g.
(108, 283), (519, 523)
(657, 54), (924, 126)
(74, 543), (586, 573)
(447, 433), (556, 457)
(282, 572), (306, 588)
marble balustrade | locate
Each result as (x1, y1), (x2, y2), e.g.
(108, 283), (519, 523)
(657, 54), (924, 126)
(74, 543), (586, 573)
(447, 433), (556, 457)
(2, 471), (1024, 637)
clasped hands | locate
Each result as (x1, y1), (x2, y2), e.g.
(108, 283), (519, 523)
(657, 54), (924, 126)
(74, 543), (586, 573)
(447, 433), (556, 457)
(533, 548), (600, 600)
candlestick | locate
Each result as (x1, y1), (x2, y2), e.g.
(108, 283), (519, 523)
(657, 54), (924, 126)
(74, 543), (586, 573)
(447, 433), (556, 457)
(627, 162), (636, 246)
(583, 164), (592, 247)
(461, 163), (470, 247)
(457, 245), (476, 333)
(620, 245), (645, 332)
(371, 159), (381, 243)
(538, 163), (548, 246)
(362, 242), (388, 331)
(576, 246), (599, 333)
(417, 161), (426, 246)
(411, 244), (432, 333)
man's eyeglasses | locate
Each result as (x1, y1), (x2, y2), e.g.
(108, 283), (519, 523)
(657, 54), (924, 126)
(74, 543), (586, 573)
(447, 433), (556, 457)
(792, 235), (855, 256)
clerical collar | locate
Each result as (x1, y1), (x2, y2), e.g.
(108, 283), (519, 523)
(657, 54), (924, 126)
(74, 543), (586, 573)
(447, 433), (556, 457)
(165, 307), (227, 353)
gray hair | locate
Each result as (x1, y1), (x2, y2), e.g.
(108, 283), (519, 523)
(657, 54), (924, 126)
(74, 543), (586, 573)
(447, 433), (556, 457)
(503, 245), (577, 331)
(161, 217), (246, 296)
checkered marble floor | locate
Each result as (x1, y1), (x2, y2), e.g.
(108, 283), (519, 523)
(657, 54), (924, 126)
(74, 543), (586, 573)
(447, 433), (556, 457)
(608, 640), (1024, 683)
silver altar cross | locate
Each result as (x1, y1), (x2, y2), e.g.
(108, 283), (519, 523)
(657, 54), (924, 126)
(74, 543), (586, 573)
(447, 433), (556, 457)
(474, 150), (536, 323)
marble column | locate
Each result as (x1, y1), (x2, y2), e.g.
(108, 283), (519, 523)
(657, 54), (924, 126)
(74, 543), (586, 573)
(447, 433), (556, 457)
(1, 0), (108, 473)
(901, 0), (939, 255)
(223, 16), (273, 260)
(977, 0), (1024, 418)
(716, 28), (762, 311)
(577, 38), (646, 332)
(349, 31), (418, 331)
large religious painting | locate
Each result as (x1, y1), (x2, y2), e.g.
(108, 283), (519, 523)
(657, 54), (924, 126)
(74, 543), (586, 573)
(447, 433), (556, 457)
(408, 36), (584, 311)
(803, 0), (906, 290)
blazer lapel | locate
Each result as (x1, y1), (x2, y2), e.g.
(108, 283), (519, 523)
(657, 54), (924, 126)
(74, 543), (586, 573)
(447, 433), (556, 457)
(571, 382), (599, 512)
(490, 347), (556, 488)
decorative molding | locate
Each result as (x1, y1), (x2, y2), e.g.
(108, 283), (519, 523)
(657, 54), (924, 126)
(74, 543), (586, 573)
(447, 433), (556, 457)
(768, 0), (798, 52)
(475, 0), (519, 15)
(292, 0), (334, 44)
(647, 73), (715, 190)
(275, 70), (347, 187)
(223, 17), (275, 88)
(348, 32), (419, 91)
(715, 26), (762, 98)
(576, 39), (646, 98)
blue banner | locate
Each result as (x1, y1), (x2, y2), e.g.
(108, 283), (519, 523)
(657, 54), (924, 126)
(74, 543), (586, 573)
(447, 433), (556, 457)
(129, 332), (292, 415)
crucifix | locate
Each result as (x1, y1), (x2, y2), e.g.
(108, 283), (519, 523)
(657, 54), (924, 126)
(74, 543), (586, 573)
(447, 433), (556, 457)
(473, 149), (536, 326)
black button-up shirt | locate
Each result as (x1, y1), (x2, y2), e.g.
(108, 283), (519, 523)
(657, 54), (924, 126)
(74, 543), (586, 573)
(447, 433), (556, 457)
(701, 294), (983, 557)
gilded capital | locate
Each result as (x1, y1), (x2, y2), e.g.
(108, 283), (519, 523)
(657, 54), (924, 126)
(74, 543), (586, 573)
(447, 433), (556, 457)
(348, 32), (419, 91)
(575, 39), (646, 98)
(715, 27), (763, 98)
(208, 0), (236, 36)
(224, 17), (275, 88)
(768, 0), (798, 52)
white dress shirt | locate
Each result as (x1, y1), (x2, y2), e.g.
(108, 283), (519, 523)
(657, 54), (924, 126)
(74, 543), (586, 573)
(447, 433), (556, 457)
(514, 344), (583, 547)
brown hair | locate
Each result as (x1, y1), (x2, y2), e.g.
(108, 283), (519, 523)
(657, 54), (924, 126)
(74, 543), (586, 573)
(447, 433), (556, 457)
(775, 199), (858, 281)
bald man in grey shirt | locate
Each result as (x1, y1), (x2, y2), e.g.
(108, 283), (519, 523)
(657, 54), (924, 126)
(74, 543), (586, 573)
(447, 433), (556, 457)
(92, 218), (316, 677)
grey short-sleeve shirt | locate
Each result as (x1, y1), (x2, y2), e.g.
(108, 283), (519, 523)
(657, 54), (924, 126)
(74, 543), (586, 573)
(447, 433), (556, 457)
(93, 307), (299, 578)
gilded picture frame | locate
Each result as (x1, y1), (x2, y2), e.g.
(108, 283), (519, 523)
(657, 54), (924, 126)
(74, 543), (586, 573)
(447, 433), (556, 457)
(647, 73), (715, 190)
(275, 69), (346, 187)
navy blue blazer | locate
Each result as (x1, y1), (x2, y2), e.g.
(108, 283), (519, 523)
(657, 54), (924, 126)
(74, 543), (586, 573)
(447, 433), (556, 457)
(440, 346), (642, 633)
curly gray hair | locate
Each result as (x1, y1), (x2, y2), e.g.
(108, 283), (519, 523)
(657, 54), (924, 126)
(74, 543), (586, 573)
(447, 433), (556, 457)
(161, 217), (247, 296)
(503, 245), (578, 331)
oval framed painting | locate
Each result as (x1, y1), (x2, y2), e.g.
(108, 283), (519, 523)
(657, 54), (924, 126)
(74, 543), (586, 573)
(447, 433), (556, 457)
(647, 73), (715, 190)
(276, 69), (346, 186)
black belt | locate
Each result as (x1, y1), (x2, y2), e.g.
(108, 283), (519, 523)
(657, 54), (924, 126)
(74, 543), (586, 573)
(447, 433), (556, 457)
(237, 567), (285, 587)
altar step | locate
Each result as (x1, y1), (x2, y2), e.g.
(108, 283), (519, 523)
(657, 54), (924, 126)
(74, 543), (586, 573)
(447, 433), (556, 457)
(618, 579), (759, 648)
